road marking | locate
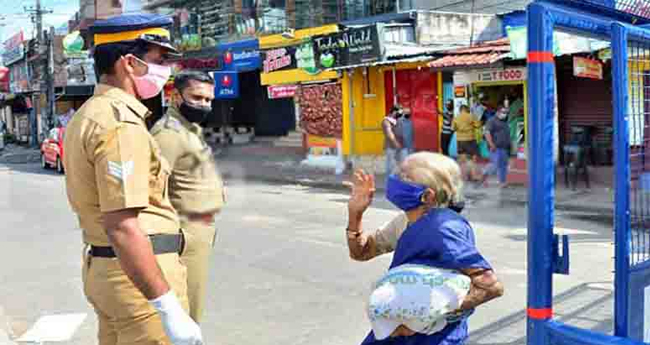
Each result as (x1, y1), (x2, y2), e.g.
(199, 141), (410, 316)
(510, 227), (597, 236)
(16, 313), (86, 343)
(587, 282), (614, 291)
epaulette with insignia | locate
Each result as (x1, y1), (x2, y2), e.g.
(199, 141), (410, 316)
(165, 116), (183, 132)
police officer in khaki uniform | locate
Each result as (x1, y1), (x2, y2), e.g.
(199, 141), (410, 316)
(63, 14), (203, 345)
(151, 70), (225, 323)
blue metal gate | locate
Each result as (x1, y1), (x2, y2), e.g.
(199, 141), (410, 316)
(528, 1), (650, 344)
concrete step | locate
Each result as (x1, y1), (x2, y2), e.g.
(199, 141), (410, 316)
(273, 131), (304, 148)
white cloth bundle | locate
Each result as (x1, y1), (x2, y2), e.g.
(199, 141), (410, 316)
(367, 264), (471, 340)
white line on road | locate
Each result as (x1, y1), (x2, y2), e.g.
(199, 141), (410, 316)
(16, 313), (86, 343)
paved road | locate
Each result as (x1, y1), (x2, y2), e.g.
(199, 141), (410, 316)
(0, 163), (615, 345)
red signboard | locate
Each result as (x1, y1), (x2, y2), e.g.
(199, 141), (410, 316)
(268, 84), (298, 99)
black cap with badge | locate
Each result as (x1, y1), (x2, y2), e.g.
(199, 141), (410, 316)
(89, 13), (181, 58)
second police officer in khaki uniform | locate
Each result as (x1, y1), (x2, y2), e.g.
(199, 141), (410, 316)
(63, 14), (203, 345)
(151, 70), (225, 323)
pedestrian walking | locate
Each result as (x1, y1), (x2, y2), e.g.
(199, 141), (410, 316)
(441, 100), (454, 156)
(344, 152), (504, 344)
(452, 105), (481, 181)
(151, 70), (225, 323)
(383, 105), (403, 175)
(397, 107), (414, 161)
(62, 14), (202, 345)
(480, 107), (511, 188)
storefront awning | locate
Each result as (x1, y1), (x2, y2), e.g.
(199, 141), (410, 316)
(427, 38), (512, 69)
(326, 43), (449, 71)
(327, 55), (436, 71)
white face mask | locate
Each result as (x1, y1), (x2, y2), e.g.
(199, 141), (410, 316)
(131, 60), (172, 100)
(497, 111), (508, 120)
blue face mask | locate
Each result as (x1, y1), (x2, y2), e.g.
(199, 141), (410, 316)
(386, 174), (428, 211)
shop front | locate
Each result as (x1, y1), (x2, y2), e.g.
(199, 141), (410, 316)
(553, 52), (615, 187)
(212, 39), (267, 143)
(452, 66), (531, 183)
(383, 64), (440, 152)
(310, 24), (390, 172)
(259, 25), (342, 166)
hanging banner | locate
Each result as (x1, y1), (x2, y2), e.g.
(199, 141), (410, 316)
(212, 71), (239, 99)
(2, 31), (25, 66)
(267, 84), (298, 99)
(573, 56), (603, 80)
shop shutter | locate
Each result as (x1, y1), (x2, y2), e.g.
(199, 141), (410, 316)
(556, 56), (613, 163)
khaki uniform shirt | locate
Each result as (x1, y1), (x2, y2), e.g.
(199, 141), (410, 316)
(63, 84), (179, 247)
(373, 212), (409, 255)
(150, 106), (224, 215)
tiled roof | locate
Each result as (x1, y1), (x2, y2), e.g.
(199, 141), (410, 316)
(428, 38), (512, 68)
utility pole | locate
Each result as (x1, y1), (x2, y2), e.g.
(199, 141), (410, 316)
(24, 0), (53, 146)
(46, 26), (55, 133)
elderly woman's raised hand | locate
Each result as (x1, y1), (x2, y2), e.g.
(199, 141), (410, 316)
(345, 169), (376, 216)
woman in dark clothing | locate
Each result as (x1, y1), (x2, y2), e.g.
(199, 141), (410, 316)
(345, 152), (504, 345)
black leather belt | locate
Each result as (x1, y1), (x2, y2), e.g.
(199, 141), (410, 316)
(90, 233), (185, 258)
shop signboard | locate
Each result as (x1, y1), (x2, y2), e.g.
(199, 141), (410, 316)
(223, 49), (261, 71)
(2, 31), (25, 66)
(219, 39), (262, 72)
(312, 24), (383, 70)
(262, 46), (297, 74)
(454, 85), (466, 98)
(62, 31), (88, 59)
(454, 67), (527, 85)
(267, 84), (298, 99)
(296, 41), (319, 75)
(573, 56), (603, 80)
(212, 71), (239, 99)
(307, 135), (339, 156)
(476, 68), (526, 82)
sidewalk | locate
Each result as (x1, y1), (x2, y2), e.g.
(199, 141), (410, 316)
(217, 142), (614, 215)
(0, 140), (614, 214)
(0, 144), (40, 165)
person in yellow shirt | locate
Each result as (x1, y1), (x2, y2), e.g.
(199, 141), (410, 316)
(452, 105), (481, 181)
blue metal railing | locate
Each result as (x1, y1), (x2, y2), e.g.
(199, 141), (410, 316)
(542, 0), (650, 22)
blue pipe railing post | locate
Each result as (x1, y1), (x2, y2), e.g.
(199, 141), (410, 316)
(527, 3), (556, 345)
(611, 22), (631, 338)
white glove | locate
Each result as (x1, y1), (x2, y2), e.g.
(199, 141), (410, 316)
(149, 290), (203, 345)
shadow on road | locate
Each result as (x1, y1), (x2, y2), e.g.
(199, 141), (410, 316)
(0, 162), (62, 177)
(468, 283), (613, 345)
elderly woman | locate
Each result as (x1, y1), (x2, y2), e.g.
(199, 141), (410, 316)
(346, 152), (504, 345)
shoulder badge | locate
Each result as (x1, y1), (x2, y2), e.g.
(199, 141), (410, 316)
(165, 116), (183, 132)
(111, 101), (143, 125)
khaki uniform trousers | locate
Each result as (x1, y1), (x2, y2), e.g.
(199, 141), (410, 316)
(82, 249), (189, 345)
(180, 219), (217, 323)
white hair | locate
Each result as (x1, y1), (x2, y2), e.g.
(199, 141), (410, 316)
(403, 152), (464, 207)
